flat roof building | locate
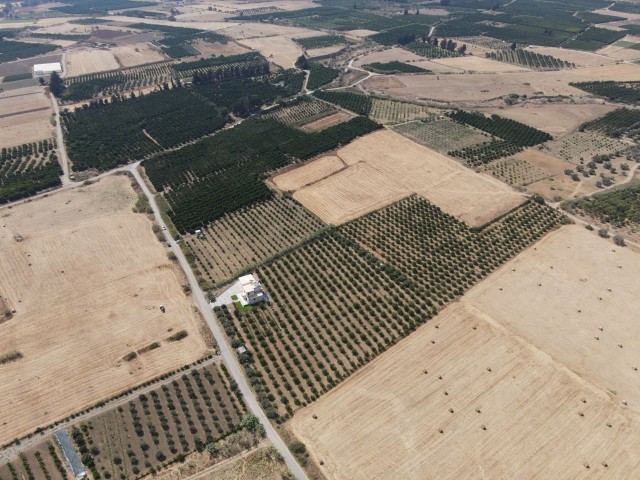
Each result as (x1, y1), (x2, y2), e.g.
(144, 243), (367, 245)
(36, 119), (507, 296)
(239, 274), (266, 306)
(33, 62), (62, 76)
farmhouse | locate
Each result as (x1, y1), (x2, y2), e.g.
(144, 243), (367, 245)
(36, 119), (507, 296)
(239, 274), (265, 305)
(32, 62), (62, 76)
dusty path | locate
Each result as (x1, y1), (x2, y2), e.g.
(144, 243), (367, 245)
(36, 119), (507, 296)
(129, 165), (309, 480)
(0, 356), (221, 464)
(50, 91), (71, 185)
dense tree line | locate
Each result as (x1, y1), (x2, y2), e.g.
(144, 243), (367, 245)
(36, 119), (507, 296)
(306, 62), (340, 90)
(571, 81), (640, 106)
(448, 110), (552, 146)
(145, 116), (380, 232)
(313, 90), (372, 115)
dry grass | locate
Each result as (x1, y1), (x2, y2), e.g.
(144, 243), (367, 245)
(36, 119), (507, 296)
(291, 130), (524, 226)
(431, 56), (531, 72)
(524, 46), (618, 66)
(192, 40), (251, 58)
(300, 111), (353, 132)
(239, 36), (301, 69)
(66, 49), (119, 76)
(485, 102), (616, 136)
(111, 43), (166, 68)
(272, 155), (346, 192)
(0, 175), (209, 444)
(291, 295), (640, 479)
(0, 86), (53, 146)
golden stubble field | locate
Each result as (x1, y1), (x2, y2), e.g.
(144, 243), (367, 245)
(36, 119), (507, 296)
(278, 130), (524, 226)
(365, 63), (640, 102)
(292, 226), (640, 479)
(66, 48), (119, 76)
(0, 175), (209, 444)
(0, 86), (53, 146)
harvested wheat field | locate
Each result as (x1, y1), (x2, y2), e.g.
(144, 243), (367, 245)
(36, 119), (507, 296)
(301, 111), (353, 132)
(272, 155), (346, 191)
(192, 39), (251, 57)
(111, 43), (165, 68)
(365, 63), (640, 102)
(292, 130), (523, 225)
(431, 56), (531, 73)
(222, 23), (317, 40)
(0, 175), (208, 444)
(466, 225), (640, 413)
(240, 36), (301, 69)
(291, 298), (640, 480)
(0, 86), (53, 146)
(66, 48), (119, 76)
(486, 102), (616, 136)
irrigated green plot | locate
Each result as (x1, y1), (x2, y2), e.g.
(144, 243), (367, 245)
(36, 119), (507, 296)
(393, 118), (488, 151)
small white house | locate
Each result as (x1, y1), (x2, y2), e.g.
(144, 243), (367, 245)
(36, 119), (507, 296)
(33, 62), (62, 76)
(239, 274), (265, 306)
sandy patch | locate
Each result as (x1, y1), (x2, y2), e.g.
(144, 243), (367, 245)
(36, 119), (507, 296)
(525, 46), (618, 67)
(111, 42), (166, 67)
(0, 175), (209, 444)
(220, 22), (318, 40)
(364, 63), (640, 102)
(300, 111), (353, 132)
(514, 148), (573, 174)
(66, 48), (119, 76)
(431, 55), (531, 72)
(192, 39), (251, 57)
(100, 16), (238, 31)
(292, 130), (524, 226)
(0, 86), (53, 145)
(240, 35), (301, 69)
(486, 102), (617, 136)
(272, 155), (346, 192)
(306, 45), (345, 58)
(291, 295), (640, 480)
(13, 37), (76, 48)
(33, 22), (93, 34)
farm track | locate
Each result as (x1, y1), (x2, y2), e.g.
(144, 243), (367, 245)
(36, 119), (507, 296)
(129, 166), (310, 480)
(0, 356), (221, 464)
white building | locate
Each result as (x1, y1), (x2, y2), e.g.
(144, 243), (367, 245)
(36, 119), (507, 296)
(239, 274), (265, 306)
(33, 62), (62, 76)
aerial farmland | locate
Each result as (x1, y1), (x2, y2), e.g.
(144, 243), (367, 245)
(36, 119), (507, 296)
(1, 0), (640, 479)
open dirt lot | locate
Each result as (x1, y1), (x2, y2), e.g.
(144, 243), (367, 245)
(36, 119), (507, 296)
(192, 39), (251, 57)
(0, 175), (208, 444)
(111, 42), (166, 68)
(291, 130), (524, 226)
(66, 48), (119, 76)
(344, 29), (377, 39)
(240, 35), (301, 69)
(0, 86), (53, 146)
(431, 55), (531, 73)
(364, 63), (640, 102)
(292, 295), (640, 479)
(486, 102), (616, 136)
(220, 22), (318, 40)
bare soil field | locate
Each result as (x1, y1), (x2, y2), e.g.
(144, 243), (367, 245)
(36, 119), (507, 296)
(291, 130), (524, 226)
(483, 149), (572, 186)
(0, 86), (53, 146)
(486, 102), (616, 136)
(598, 42), (640, 61)
(192, 39), (251, 57)
(272, 155), (345, 191)
(0, 175), (208, 444)
(364, 63), (640, 102)
(343, 29), (377, 38)
(301, 111), (353, 132)
(240, 35), (301, 69)
(33, 22), (92, 34)
(306, 45), (345, 58)
(353, 47), (427, 67)
(525, 46), (617, 67)
(221, 22), (318, 40)
(431, 56), (531, 73)
(111, 42), (166, 67)
(66, 48), (119, 76)
(291, 297), (640, 480)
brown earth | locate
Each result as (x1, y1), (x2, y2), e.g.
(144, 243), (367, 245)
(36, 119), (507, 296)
(111, 43), (166, 68)
(272, 155), (346, 192)
(0, 175), (209, 444)
(66, 48), (119, 76)
(300, 111), (353, 132)
(0, 86), (53, 146)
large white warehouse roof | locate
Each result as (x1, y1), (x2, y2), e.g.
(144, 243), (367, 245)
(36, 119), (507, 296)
(33, 62), (62, 75)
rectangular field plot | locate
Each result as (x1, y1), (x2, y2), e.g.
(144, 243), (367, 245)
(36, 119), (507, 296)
(264, 98), (337, 126)
(223, 196), (562, 422)
(483, 156), (552, 186)
(368, 99), (436, 125)
(291, 300), (640, 480)
(0, 438), (71, 480)
(542, 131), (629, 164)
(185, 196), (325, 287)
(393, 118), (488, 152)
(66, 361), (246, 479)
